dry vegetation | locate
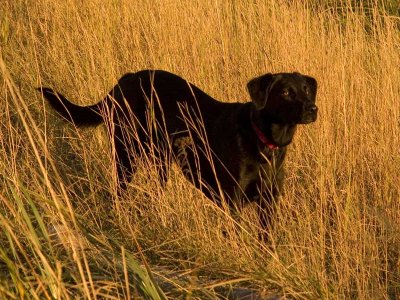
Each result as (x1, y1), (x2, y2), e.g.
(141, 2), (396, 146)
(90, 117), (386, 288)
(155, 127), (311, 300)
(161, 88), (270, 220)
(1, 0), (399, 298)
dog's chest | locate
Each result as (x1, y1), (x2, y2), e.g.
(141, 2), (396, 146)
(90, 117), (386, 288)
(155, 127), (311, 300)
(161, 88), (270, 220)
(238, 161), (259, 190)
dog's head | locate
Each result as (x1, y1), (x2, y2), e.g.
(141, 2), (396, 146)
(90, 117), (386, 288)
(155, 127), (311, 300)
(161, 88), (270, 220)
(247, 72), (318, 124)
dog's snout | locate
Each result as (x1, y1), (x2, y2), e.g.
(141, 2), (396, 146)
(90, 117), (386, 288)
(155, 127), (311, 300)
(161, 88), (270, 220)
(298, 103), (318, 124)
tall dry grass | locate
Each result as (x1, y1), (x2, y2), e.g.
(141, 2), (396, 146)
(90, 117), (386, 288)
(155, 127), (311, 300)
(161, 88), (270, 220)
(1, 0), (399, 298)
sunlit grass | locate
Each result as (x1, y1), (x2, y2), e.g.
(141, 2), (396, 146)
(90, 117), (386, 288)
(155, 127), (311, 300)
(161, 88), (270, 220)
(1, 0), (399, 298)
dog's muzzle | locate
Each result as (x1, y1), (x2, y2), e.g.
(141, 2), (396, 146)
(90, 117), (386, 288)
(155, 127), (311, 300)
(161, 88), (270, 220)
(300, 104), (318, 124)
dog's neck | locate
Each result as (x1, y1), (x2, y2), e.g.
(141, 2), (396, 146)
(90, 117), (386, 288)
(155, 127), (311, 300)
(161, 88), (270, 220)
(251, 121), (279, 150)
(268, 123), (297, 147)
(249, 107), (297, 149)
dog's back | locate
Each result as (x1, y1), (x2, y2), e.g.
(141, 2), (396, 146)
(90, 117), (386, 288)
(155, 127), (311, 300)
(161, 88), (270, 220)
(111, 70), (226, 129)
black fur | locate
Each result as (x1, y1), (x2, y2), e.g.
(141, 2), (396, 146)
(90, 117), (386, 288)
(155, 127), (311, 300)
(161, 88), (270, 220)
(37, 87), (103, 126)
(38, 70), (318, 237)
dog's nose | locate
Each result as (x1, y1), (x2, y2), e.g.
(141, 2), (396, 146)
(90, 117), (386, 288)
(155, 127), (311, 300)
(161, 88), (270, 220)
(306, 104), (318, 113)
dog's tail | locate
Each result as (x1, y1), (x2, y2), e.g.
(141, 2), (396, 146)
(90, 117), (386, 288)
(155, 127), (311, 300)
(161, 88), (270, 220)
(37, 87), (104, 126)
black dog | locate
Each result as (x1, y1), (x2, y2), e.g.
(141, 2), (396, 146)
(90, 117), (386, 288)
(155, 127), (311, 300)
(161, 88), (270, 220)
(38, 70), (317, 235)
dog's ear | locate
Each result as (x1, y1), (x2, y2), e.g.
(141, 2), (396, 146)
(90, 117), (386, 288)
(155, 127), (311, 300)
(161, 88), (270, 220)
(247, 73), (274, 110)
(304, 75), (317, 98)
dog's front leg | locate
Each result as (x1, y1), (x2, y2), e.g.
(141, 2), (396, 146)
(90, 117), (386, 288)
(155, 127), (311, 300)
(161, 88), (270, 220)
(257, 167), (284, 241)
(257, 195), (276, 242)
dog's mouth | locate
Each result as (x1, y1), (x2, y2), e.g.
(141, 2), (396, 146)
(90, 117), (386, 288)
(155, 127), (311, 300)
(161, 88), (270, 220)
(299, 104), (318, 124)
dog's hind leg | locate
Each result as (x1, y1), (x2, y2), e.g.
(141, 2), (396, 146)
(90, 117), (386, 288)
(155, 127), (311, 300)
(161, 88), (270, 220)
(113, 127), (137, 193)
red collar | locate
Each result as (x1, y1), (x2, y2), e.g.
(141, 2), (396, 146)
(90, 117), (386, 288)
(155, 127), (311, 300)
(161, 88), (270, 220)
(251, 122), (279, 150)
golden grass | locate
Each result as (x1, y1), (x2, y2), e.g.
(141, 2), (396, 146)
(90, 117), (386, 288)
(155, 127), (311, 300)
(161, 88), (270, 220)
(1, 0), (399, 298)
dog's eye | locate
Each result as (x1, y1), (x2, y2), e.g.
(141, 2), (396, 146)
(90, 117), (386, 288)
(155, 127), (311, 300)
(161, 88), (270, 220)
(281, 89), (290, 97)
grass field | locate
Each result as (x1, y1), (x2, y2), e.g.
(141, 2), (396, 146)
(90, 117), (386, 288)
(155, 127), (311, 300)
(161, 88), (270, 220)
(1, 0), (399, 298)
